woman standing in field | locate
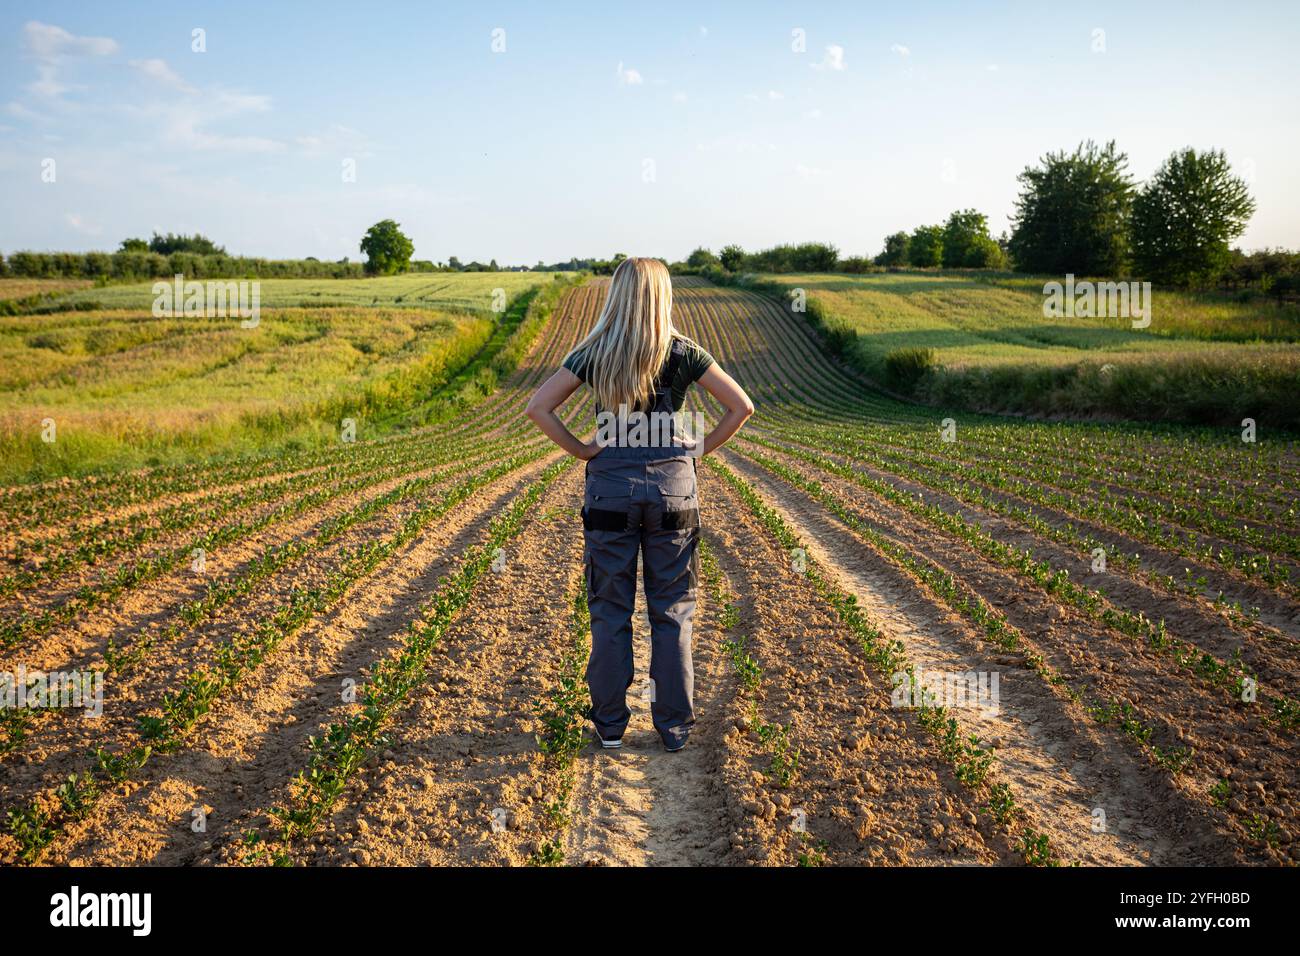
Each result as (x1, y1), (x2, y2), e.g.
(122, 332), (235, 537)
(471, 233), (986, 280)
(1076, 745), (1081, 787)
(525, 258), (754, 752)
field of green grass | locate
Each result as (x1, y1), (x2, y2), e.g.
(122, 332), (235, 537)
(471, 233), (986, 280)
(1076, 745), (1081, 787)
(759, 272), (1300, 428)
(48, 270), (565, 314)
(0, 306), (498, 482)
(0, 278), (96, 302)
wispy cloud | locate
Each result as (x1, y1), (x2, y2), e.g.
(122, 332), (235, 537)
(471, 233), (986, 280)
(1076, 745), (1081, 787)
(6, 100), (42, 121)
(616, 61), (643, 85)
(24, 21), (117, 58)
(129, 58), (196, 93)
(696, 135), (778, 154)
(890, 43), (911, 57)
(812, 44), (846, 71)
(296, 123), (378, 159)
(124, 86), (282, 153)
(64, 212), (103, 236)
(21, 21), (118, 103)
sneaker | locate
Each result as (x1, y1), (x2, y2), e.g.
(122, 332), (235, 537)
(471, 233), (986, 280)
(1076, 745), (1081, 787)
(593, 727), (623, 749)
(663, 737), (687, 753)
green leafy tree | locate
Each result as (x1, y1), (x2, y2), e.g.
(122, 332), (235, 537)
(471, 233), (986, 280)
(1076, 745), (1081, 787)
(1129, 148), (1255, 287)
(686, 247), (720, 269)
(875, 231), (911, 266)
(118, 237), (150, 253)
(148, 232), (226, 255)
(1009, 140), (1133, 276)
(719, 244), (746, 271)
(360, 219), (415, 275)
(965, 233), (1008, 269)
(908, 225), (944, 267)
(941, 209), (994, 268)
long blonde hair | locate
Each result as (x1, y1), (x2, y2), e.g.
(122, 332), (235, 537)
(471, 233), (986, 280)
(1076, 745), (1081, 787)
(565, 257), (674, 411)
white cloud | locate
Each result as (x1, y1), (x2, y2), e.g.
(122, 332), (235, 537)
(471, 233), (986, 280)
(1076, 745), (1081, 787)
(696, 135), (777, 154)
(212, 90), (272, 113)
(986, 63), (999, 72)
(296, 123), (377, 158)
(64, 212), (103, 236)
(890, 43), (911, 57)
(768, 90), (784, 100)
(130, 58), (196, 93)
(672, 91), (688, 102)
(616, 61), (643, 85)
(804, 108), (823, 120)
(699, 26), (708, 37)
(125, 86), (283, 153)
(812, 44), (845, 71)
(20, 22), (118, 103)
(23, 21), (117, 59)
(6, 100), (41, 121)
(29, 63), (76, 98)
(795, 162), (828, 180)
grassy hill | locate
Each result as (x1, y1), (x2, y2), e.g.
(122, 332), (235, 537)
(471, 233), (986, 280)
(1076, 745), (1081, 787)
(0, 273), (578, 482)
(757, 272), (1300, 428)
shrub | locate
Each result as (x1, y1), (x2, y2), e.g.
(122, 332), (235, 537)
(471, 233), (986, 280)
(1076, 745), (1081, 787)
(884, 347), (938, 392)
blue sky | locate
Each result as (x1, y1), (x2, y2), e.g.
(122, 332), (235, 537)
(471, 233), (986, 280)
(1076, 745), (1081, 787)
(1, 0), (1297, 264)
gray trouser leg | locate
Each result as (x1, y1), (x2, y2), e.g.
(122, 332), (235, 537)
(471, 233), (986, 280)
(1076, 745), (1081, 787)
(584, 527), (639, 738)
(642, 526), (698, 746)
(583, 453), (699, 747)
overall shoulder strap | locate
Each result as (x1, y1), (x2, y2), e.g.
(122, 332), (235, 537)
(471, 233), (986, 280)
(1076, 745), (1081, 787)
(655, 337), (686, 390)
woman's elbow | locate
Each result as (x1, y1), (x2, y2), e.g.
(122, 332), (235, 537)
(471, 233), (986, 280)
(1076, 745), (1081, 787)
(738, 394), (755, 419)
(523, 396), (544, 422)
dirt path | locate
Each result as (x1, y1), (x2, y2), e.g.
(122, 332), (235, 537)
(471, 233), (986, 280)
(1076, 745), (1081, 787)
(563, 554), (733, 866)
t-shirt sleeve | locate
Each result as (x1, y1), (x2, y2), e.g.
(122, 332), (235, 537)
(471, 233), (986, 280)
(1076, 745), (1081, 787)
(682, 339), (715, 383)
(562, 350), (589, 383)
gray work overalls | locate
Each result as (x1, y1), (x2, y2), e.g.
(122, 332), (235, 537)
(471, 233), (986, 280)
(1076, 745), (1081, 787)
(582, 340), (699, 749)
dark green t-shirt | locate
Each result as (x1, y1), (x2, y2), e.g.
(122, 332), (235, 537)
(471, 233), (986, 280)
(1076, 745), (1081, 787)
(563, 334), (714, 412)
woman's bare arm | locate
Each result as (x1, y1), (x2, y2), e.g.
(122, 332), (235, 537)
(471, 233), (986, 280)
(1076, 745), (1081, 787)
(696, 364), (754, 456)
(524, 368), (600, 460)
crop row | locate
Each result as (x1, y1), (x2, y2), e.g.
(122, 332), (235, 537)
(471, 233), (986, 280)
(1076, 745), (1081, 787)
(242, 458), (571, 865)
(528, 589), (592, 866)
(0, 449), (508, 759)
(704, 457), (1056, 865)
(720, 448), (1283, 859)
(686, 293), (1294, 598)
(686, 290), (1297, 565)
(3, 450), (551, 864)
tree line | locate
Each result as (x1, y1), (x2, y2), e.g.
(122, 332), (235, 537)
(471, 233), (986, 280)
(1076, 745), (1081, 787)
(6, 143), (1296, 294)
(684, 143), (1297, 295)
